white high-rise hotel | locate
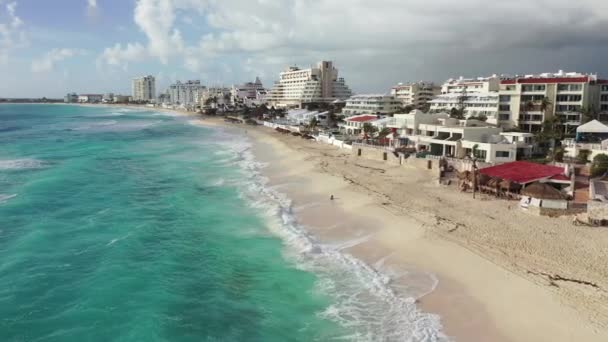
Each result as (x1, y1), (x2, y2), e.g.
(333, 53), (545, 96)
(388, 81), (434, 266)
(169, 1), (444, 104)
(132, 75), (156, 102)
(266, 61), (353, 108)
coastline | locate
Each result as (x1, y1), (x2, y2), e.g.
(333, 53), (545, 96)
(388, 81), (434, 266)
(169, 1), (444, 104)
(72, 104), (608, 340)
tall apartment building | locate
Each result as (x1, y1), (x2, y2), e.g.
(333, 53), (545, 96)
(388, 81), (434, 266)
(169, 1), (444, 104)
(132, 75), (156, 102)
(599, 81), (608, 120)
(342, 94), (402, 116)
(266, 61), (353, 108)
(498, 71), (601, 132)
(167, 80), (205, 106)
(390, 81), (440, 109)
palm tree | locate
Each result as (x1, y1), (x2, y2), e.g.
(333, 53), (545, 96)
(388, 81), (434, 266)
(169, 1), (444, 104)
(308, 117), (319, 134)
(362, 123), (378, 142)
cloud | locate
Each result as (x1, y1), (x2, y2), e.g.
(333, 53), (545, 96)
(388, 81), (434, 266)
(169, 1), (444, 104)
(0, 1), (27, 63)
(31, 48), (87, 73)
(98, 42), (147, 70)
(100, 0), (608, 91)
(86, 0), (99, 17)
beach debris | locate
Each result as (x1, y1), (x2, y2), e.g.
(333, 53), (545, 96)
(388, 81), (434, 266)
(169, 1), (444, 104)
(527, 270), (601, 290)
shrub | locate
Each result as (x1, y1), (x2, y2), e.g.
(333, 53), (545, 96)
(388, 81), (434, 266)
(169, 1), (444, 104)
(577, 149), (591, 164)
(591, 154), (608, 177)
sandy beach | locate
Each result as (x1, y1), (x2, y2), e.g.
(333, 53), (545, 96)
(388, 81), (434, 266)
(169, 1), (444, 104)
(237, 121), (608, 341)
(89, 105), (608, 340)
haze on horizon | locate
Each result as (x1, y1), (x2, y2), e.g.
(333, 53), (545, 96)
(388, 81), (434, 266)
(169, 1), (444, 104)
(1, 0), (608, 98)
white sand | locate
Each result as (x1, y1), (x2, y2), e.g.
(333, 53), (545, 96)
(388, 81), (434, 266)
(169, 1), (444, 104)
(243, 124), (608, 342)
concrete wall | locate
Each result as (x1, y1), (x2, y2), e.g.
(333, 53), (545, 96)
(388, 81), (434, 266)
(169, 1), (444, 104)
(588, 201), (608, 221)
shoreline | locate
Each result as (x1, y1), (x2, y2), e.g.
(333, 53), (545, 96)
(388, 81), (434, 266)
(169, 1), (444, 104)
(70, 104), (608, 340)
(232, 121), (606, 341)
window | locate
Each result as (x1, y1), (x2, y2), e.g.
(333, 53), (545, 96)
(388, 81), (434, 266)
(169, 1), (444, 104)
(602, 85), (608, 92)
(506, 85), (516, 91)
(474, 149), (487, 160)
(499, 104), (510, 111)
(601, 95), (608, 102)
(499, 114), (510, 121)
(522, 85), (545, 92)
(495, 151), (510, 158)
(499, 95), (511, 102)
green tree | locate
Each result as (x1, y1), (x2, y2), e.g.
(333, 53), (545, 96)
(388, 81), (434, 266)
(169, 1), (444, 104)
(577, 149), (591, 164)
(591, 154), (608, 177)
(308, 117), (319, 134)
(362, 123), (378, 140)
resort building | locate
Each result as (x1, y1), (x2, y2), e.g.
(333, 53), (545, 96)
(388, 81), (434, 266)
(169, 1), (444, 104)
(231, 77), (267, 107)
(429, 75), (506, 124)
(497, 71), (601, 132)
(196, 87), (232, 108)
(102, 93), (114, 103)
(285, 109), (330, 126)
(167, 80), (205, 106)
(77, 94), (103, 103)
(132, 75), (156, 102)
(266, 61), (353, 108)
(390, 81), (440, 109)
(342, 94), (402, 116)
(113, 95), (130, 103)
(439, 75), (503, 95)
(339, 114), (383, 136)
(387, 110), (519, 163)
(64, 93), (78, 103)
(429, 92), (500, 124)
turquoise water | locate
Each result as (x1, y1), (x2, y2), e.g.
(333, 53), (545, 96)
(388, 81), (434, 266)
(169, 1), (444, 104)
(0, 104), (445, 341)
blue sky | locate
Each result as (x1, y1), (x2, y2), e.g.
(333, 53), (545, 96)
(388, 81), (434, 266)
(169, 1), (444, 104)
(1, 0), (608, 98)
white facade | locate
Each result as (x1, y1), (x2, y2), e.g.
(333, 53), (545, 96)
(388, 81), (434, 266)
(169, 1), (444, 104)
(498, 71), (600, 132)
(132, 75), (156, 102)
(266, 61), (353, 108)
(342, 94), (402, 116)
(196, 87), (232, 108)
(286, 109), (330, 126)
(429, 92), (500, 123)
(231, 77), (266, 106)
(167, 80), (205, 106)
(390, 82), (440, 108)
(64, 93), (78, 103)
(77, 94), (103, 103)
(387, 110), (518, 163)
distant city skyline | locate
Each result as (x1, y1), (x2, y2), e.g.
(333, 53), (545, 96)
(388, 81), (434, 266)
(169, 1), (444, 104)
(1, 0), (608, 98)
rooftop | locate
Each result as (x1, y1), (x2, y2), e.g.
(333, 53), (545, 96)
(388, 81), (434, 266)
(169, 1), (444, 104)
(479, 161), (566, 185)
(345, 115), (380, 123)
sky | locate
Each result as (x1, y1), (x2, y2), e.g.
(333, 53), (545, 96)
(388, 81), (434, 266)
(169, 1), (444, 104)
(1, 0), (608, 98)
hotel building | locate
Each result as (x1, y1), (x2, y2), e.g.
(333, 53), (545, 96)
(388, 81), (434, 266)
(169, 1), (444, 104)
(167, 80), (205, 106)
(390, 81), (440, 108)
(386, 110), (522, 163)
(231, 77), (267, 107)
(342, 94), (402, 116)
(132, 75), (156, 102)
(429, 75), (504, 124)
(498, 71), (601, 132)
(266, 61), (353, 108)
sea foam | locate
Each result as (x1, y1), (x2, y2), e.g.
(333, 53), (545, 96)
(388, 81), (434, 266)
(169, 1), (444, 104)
(211, 128), (448, 341)
(0, 158), (46, 170)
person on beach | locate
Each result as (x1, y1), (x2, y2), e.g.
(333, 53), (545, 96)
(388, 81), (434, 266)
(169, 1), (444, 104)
(330, 195), (334, 200)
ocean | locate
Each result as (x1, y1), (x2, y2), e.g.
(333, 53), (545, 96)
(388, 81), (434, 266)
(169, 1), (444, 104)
(0, 104), (445, 341)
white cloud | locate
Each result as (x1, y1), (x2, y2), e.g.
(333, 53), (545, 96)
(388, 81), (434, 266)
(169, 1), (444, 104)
(87, 0), (97, 8)
(99, 0), (608, 91)
(31, 48), (87, 73)
(0, 1), (27, 63)
(98, 42), (147, 70)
